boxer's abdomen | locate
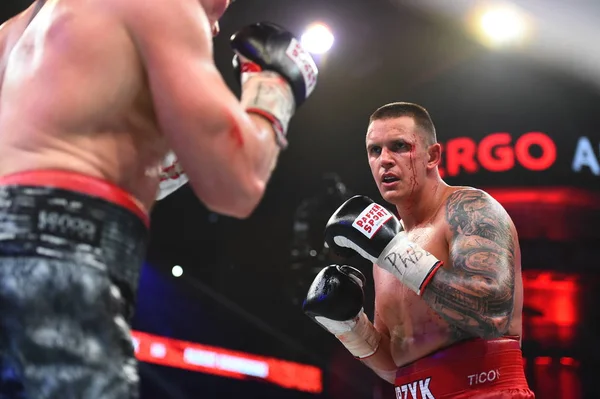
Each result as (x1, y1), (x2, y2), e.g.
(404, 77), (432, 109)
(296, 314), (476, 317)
(373, 218), (456, 368)
(375, 274), (455, 367)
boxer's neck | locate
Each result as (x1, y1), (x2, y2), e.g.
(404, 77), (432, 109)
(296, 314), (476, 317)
(394, 175), (448, 231)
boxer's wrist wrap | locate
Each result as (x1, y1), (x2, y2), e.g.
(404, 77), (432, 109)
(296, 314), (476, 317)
(377, 232), (444, 296)
(241, 70), (295, 149)
(315, 310), (380, 359)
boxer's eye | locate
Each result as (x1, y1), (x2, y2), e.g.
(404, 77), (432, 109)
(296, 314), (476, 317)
(391, 141), (409, 152)
(368, 145), (381, 156)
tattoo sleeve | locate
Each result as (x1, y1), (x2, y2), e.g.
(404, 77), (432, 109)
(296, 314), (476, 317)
(422, 189), (516, 339)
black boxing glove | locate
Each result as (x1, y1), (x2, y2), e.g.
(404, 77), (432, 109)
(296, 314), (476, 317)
(325, 196), (444, 295)
(325, 195), (402, 261)
(303, 265), (380, 359)
(230, 22), (318, 148)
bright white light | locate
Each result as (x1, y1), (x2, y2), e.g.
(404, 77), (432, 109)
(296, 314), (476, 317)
(300, 23), (334, 54)
(150, 343), (167, 358)
(172, 265), (183, 277)
(479, 5), (528, 46)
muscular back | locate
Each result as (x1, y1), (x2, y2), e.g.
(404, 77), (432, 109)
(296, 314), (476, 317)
(0, 0), (167, 208)
(374, 186), (523, 368)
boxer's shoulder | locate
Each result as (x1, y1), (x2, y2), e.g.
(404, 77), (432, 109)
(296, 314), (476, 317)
(0, 14), (17, 36)
(0, 12), (31, 89)
(0, 19), (12, 69)
(0, 11), (28, 53)
(443, 186), (500, 206)
(444, 186), (512, 223)
(110, 0), (198, 28)
(439, 186), (515, 244)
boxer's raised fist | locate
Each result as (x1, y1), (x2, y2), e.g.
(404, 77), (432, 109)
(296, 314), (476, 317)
(231, 22), (318, 106)
(230, 22), (319, 148)
(326, 195), (443, 296)
(324, 195), (402, 263)
(303, 265), (365, 323)
(302, 265), (380, 359)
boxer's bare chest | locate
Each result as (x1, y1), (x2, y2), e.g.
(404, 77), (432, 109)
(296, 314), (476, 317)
(373, 210), (455, 366)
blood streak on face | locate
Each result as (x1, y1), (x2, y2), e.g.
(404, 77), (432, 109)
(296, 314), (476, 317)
(406, 133), (419, 210)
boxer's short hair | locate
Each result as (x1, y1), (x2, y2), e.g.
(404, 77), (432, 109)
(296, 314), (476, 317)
(369, 102), (437, 145)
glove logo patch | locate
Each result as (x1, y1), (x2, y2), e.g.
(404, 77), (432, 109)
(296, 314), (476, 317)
(285, 38), (318, 98)
(156, 152), (189, 200)
(352, 203), (393, 239)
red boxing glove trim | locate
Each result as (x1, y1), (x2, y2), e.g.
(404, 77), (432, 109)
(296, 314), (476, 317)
(240, 62), (262, 74)
(418, 261), (444, 295)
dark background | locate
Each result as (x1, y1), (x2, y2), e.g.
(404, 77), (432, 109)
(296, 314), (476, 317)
(2, 1), (600, 398)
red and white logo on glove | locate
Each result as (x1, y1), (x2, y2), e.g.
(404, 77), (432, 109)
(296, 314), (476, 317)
(156, 152), (189, 201)
(352, 203), (393, 239)
(285, 38), (318, 98)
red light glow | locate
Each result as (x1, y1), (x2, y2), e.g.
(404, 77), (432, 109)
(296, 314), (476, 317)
(130, 330), (323, 394)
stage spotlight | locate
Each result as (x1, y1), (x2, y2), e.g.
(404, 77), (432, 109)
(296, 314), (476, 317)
(471, 3), (530, 48)
(300, 23), (334, 54)
(172, 265), (183, 277)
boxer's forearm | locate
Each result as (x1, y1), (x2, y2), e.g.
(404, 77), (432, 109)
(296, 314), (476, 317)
(247, 113), (281, 176)
(422, 265), (513, 339)
(155, 115), (278, 205)
(360, 333), (397, 384)
(422, 190), (516, 340)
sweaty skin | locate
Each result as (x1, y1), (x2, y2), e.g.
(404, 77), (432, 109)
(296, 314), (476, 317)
(0, 0), (280, 217)
(362, 117), (523, 383)
(0, 1), (167, 209)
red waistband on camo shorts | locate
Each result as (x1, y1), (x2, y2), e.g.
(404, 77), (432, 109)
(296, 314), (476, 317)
(0, 169), (149, 227)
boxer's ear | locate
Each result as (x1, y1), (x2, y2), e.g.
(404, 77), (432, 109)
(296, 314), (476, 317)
(427, 143), (442, 169)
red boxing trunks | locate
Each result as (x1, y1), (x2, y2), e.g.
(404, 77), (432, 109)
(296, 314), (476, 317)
(394, 337), (535, 399)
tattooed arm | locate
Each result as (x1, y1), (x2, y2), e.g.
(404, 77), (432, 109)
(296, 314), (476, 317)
(421, 189), (516, 339)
